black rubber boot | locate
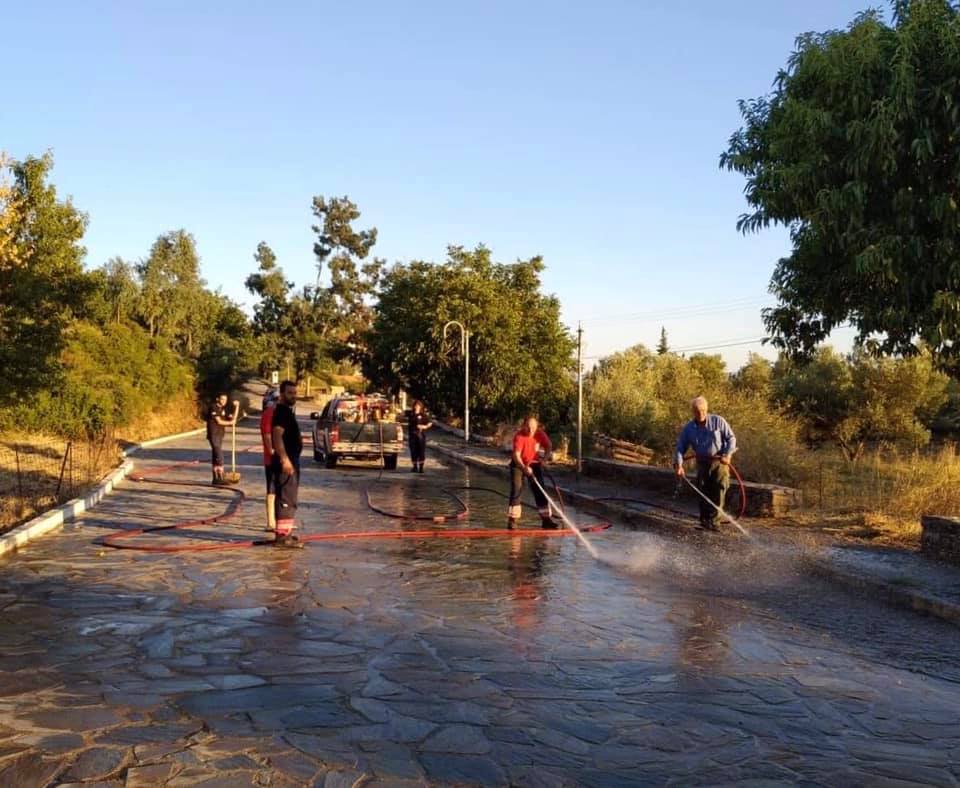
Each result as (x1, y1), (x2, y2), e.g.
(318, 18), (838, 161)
(274, 533), (305, 549)
(540, 517), (560, 530)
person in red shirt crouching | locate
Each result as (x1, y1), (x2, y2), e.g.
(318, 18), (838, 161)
(508, 415), (559, 529)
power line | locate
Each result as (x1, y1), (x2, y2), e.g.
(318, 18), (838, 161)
(575, 296), (774, 325)
(580, 335), (768, 360)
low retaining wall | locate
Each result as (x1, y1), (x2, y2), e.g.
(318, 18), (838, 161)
(582, 457), (801, 518)
(922, 516), (960, 565)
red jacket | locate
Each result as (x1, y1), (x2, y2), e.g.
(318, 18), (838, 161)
(513, 428), (552, 465)
(259, 405), (275, 467)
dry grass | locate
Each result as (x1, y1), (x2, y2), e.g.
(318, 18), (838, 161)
(776, 445), (960, 547)
(0, 433), (119, 533)
(0, 393), (203, 534)
(116, 391), (202, 444)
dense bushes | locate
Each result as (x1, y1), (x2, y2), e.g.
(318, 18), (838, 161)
(584, 344), (953, 491)
(584, 346), (808, 485)
(1, 323), (194, 439)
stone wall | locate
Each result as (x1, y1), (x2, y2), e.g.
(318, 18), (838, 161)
(921, 516), (960, 565)
(582, 457), (802, 518)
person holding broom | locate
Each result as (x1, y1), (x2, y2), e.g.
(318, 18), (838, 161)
(207, 393), (239, 484)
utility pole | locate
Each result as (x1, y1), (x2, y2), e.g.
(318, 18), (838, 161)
(443, 321), (470, 443)
(577, 322), (583, 477)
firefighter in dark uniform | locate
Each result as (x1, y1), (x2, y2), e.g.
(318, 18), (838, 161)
(407, 400), (433, 473)
(206, 393), (238, 484)
(270, 380), (304, 548)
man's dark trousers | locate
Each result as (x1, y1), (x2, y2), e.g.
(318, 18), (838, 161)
(696, 459), (729, 526)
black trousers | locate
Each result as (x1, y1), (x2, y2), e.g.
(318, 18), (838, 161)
(508, 462), (550, 519)
(273, 460), (301, 533)
(209, 438), (224, 470)
(409, 432), (427, 464)
(696, 460), (730, 524)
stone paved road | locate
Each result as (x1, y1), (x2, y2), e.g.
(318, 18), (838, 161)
(1, 425), (959, 787)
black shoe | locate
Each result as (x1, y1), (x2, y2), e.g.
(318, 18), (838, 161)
(507, 518), (517, 530)
(418, 465), (425, 473)
(410, 466), (418, 473)
(274, 533), (305, 549)
(698, 519), (719, 532)
(540, 518), (560, 530)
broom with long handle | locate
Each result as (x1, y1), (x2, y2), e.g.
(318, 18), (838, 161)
(225, 400), (242, 485)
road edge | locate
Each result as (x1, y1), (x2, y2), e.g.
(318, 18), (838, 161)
(804, 556), (960, 627)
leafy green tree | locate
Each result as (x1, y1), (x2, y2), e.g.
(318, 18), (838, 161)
(721, 1), (960, 368)
(365, 245), (575, 426)
(0, 153), (90, 406)
(195, 296), (258, 398)
(772, 347), (949, 460)
(137, 229), (206, 351)
(0, 152), (18, 269)
(731, 353), (773, 397)
(312, 196), (384, 356)
(687, 353), (727, 390)
(244, 242), (331, 378)
(87, 257), (140, 326)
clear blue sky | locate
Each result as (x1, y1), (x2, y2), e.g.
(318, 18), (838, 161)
(4, 0), (873, 369)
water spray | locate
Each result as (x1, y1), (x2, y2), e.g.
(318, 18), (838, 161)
(681, 474), (751, 538)
(530, 474), (601, 560)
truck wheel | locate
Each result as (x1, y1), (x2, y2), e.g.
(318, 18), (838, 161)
(324, 453), (338, 469)
(383, 455), (398, 471)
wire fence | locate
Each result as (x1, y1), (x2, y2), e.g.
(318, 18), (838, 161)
(0, 435), (119, 534)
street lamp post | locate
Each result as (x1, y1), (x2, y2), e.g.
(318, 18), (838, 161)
(442, 320), (470, 443)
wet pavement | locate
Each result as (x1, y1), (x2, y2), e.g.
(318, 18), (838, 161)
(1, 425), (959, 786)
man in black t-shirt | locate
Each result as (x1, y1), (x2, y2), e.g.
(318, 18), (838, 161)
(271, 380), (304, 547)
(206, 393), (238, 483)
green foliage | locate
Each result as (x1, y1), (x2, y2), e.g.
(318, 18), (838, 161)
(731, 352), (773, 397)
(365, 245), (576, 427)
(86, 258), (140, 326)
(136, 230), (207, 353)
(687, 354), (727, 390)
(772, 346), (949, 459)
(0, 153), (90, 407)
(656, 327), (669, 355)
(312, 196), (384, 357)
(721, 1), (960, 368)
(584, 346), (808, 485)
(2, 322), (193, 439)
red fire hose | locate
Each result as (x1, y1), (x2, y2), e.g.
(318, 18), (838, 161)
(100, 461), (611, 553)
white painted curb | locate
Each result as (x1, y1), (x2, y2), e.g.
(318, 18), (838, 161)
(122, 426), (205, 456)
(0, 460), (134, 558)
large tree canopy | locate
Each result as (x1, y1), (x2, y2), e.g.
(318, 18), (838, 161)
(0, 153), (89, 405)
(721, 1), (960, 367)
(364, 245), (576, 426)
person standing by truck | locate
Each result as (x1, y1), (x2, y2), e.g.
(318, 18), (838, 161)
(407, 400), (433, 473)
(271, 380), (304, 548)
(206, 393), (238, 484)
(507, 415), (558, 529)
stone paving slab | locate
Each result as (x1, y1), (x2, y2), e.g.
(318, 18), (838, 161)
(0, 424), (959, 785)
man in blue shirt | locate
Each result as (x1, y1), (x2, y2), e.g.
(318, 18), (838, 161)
(674, 396), (737, 530)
